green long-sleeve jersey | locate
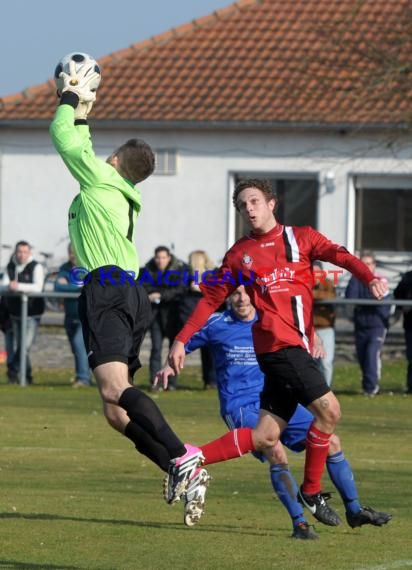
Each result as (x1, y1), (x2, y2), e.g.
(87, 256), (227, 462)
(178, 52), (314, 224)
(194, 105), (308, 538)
(50, 104), (141, 274)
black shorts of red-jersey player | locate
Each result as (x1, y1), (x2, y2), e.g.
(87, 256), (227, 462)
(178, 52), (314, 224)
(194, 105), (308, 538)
(257, 347), (328, 421)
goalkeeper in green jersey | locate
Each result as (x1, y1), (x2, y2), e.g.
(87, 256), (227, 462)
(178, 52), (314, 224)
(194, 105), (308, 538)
(50, 59), (206, 505)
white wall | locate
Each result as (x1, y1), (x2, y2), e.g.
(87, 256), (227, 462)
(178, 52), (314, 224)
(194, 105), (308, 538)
(1, 126), (412, 274)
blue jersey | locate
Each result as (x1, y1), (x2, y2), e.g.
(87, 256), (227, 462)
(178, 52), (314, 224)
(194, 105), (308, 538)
(186, 309), (262, 418)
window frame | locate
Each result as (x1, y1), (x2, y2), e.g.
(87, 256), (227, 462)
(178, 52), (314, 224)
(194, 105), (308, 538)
(354, 175), (412, 253)
(230, 172), (319, 242)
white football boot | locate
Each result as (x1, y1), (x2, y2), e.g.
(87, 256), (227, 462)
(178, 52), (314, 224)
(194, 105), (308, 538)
(183, 467), (211, 527)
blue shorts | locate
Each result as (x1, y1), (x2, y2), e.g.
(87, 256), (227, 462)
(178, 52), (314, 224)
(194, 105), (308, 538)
(224, 402), (314, 461)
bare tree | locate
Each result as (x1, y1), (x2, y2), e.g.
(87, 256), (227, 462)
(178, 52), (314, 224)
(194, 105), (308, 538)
(290, 0), (412, 129)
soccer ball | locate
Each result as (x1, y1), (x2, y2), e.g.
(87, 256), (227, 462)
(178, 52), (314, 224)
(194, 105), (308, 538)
(54, 52), (101, 94)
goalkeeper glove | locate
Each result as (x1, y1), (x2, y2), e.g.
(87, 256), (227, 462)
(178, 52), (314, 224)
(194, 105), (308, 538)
(59, 59), (100, 103)
(74, 100), (94, 120)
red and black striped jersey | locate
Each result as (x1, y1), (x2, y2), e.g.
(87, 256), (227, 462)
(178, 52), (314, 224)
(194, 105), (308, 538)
(176, 224), (374, 354)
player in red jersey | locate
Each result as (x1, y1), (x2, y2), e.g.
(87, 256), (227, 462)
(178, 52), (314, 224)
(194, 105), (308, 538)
(167, 178), (388, 525)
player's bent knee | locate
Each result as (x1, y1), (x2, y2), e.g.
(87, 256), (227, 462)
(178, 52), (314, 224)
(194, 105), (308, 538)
(100, 385), (122, 405)
(323, 409), (341, 431)
(253, 432), (279, 450)
(329, 402), (342, 425)
(311, 393), (341, 428)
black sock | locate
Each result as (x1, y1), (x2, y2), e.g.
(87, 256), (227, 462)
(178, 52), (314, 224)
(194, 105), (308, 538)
(125, 421), (170, 472)
(119, 387), (185, 458)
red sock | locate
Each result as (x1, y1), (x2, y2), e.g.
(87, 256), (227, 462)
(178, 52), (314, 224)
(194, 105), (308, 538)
(302, 423), (332, 495)
(200, 428), (255, 466)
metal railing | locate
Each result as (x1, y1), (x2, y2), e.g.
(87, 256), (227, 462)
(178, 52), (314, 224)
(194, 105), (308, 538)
(2, 291), (79, 387)
(1, 291), (412, 387)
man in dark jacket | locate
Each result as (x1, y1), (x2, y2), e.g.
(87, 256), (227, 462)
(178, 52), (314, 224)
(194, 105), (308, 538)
(0, 241), (45, 384)
(393, 270), (412, 394)
(141, 246), (187, 389)
(345, 251), (391, 396)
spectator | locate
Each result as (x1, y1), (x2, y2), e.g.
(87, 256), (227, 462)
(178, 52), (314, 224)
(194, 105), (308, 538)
(0, 254), (16, 377)
(345, 251), (390, 396)
(313, 261), (336, 387)
(55, 243), (91, 388)
(393, 270), (412, 395)
(141, 246), (187, 390)
(179, 250), (217, 389)
(0, 241), (45, 384)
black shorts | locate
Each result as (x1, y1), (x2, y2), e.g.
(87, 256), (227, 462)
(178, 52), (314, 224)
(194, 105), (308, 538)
(78, 266), (151, 377)
(257, 346), (330, 422)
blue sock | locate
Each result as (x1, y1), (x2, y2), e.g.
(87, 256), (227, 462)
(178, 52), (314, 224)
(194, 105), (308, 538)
(326, 451), (361, 515)
(269, 464), (306, 527)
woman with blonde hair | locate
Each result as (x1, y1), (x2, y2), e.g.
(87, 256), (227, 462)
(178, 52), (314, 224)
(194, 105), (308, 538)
(179, 250), (218, 389)
(188, 250), (216, 289)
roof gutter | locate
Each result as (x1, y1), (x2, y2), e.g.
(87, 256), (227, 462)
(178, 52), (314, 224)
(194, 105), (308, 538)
(0, 119), (410, 133)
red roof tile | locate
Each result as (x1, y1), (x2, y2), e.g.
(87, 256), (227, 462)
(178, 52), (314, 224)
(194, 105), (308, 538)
(1, 0), (411, 127)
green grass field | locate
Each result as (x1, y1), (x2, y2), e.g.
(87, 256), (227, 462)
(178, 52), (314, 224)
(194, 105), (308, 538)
(0, 361), (410, 570)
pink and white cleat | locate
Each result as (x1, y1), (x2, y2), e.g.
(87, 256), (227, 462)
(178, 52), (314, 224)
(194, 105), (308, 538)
(164, 444), (205, 504)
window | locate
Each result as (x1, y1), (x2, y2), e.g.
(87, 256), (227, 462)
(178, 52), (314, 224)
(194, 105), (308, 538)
(154, 149), (177, 175)
(234, 175), (318, 240)
(355, 176), (412, 252)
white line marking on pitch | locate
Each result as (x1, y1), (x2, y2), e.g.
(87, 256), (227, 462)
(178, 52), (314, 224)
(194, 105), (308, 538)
(355, 561), (412, 570)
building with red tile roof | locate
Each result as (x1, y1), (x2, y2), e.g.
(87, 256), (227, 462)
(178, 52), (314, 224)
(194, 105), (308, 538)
(0, 0), (411, 273)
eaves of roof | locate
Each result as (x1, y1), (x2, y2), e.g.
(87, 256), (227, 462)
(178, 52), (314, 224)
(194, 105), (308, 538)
(0, 119), (408, 134)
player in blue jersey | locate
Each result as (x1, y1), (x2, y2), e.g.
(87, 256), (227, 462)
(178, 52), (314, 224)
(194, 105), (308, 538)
(157, 285), (392, 538)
